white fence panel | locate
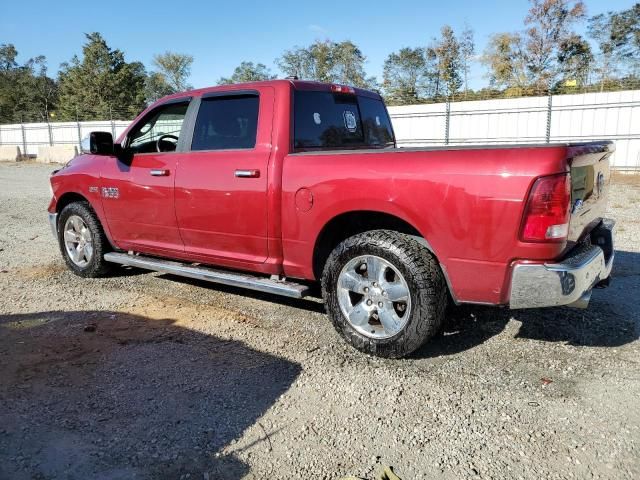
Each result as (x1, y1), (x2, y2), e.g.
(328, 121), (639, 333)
(450, 95), (549, 144)
(388, 89), (640, 170)
(0, 124), (24, 151)
(387, 102), (447, 146)
(548, 90), (640, 169)
(50, 122), (80, 147)
(0, 120), (131, 156)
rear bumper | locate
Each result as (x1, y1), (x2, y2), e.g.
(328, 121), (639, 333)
(509, 219), (615, 309)
(48, 212), (58, 238)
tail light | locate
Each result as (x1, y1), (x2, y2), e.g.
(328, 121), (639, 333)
(520, 173), (571, 242)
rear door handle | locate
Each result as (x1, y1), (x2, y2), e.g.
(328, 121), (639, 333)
(150, 169), (170, 176)
(234, 169), (260, 178)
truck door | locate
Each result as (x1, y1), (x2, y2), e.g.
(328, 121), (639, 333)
(174, 88), (273, 265)
(100, 99), (191, 255)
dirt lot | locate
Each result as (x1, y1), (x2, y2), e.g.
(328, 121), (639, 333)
(0, 162), (638, 480)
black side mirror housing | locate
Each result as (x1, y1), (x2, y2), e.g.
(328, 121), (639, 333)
(86, 131), (114, 155)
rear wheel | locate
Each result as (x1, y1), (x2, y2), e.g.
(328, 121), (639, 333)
(321, 230), (447, 358)
(57, 201), (112, 278)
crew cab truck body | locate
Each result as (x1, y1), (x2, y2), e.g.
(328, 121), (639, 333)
(48, 80), (615, 358)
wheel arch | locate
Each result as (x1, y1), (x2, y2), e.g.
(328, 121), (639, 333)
(55, 191), (91, 214)
(312, 210), (458, 303)
(55, 191), (117, 250)
(312, 210), (431, 279)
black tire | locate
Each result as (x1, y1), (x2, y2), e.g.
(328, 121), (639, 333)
(321, 230), (447, 358)
(57, 201), (112, 278)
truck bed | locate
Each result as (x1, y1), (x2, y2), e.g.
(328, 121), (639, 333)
(283, 141), (613, 304)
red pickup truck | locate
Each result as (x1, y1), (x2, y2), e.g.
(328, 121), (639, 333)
(48, 79), (615, 358)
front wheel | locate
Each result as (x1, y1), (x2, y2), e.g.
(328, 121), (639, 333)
(321, 230), (447, 358)
(57, 201), (112, 278)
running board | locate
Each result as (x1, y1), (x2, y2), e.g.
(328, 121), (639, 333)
(103, 252), (310, 299)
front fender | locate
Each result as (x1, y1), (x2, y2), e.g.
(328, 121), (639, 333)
(48, 157), (118, 250)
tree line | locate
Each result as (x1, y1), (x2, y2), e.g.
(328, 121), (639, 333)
(0, 0), (638, 122)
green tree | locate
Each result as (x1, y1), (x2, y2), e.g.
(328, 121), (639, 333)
(57, 33), (146, 120)
(218, 61), (275, 84)
(482, 33), (529, 90)
(277, 41), (334, 82)
(0, 44), (18, 71)
(433, 25), (463, 99)
(482, 0), (587, 94)
(151, 52), (193, 91)
(588, 3), (640, 86)
(425, 46), (440, 97)
(144, 72), (175, 103)
(524, 0), (587, 91)
(556, 34), (593, 88)
(276, 46), (313, 79)
(588, 13), (619, 84)
(0, 44), (22, 122)
(276, 40), (374, 88)
(331, 41), (373, 88)
(0, 44), (58, 122)
(382, 47), (428, 105)
(307, 40), (335, 82)
(460, 25), (475, 97)
(25, 56), (58, 120)
(614, 3), (640, 64)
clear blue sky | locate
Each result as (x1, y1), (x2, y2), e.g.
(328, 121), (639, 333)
(1, 0), (635, 89)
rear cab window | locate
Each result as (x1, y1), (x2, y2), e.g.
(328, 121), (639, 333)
(293, 89), (395, 151)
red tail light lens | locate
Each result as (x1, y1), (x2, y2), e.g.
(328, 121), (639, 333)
(520, 173), (571, 242)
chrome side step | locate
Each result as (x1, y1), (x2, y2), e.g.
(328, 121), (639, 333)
(103, 252), (310, 298)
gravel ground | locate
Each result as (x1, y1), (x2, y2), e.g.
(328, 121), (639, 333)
(0, 162), (638, 480)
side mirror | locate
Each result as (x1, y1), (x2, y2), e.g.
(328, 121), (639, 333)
(82, 131), (114, 155)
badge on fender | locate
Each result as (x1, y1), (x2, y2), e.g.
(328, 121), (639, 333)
(101, 187), (119, 199)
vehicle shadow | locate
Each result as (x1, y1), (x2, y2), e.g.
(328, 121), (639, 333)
(0, 310), (301, 480)
(106, 264), (150, 278)
(412, 249), (640, 358)
(157, 272), (326, 314)
(412, 304), (512, 358)
(103, 249), (639, 361)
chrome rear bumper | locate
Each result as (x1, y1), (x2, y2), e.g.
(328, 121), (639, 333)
(509, 219), (615, 309)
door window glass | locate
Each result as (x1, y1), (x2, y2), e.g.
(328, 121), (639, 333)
(128, 102), (189, 154)
(191, 95), (259, 151)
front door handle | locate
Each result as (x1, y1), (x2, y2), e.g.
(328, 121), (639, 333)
(150, 169), (170, 176)
(235, 169), (260, 178)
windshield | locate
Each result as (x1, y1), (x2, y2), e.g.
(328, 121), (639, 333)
(293, 91), (395, 151)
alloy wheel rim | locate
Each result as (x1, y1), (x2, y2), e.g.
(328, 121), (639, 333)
(336, 254), (411, 339)
(63, 215), (93, 267)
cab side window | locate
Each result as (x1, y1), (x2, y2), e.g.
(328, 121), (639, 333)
(128, 101), (189, 154)
(191, 95), (259, 151)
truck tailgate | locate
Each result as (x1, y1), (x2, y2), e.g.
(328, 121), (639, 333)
(567, 142), (614, 245)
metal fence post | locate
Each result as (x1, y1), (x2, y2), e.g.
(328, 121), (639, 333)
(444, 100), (451, 145)
(76, 107), (82, 151)
(545, 94), (553, 143)
(47, 120), (53, 146)
(20, 116), (27, 158)
(110, 106), (116, 138)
